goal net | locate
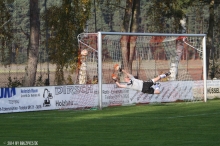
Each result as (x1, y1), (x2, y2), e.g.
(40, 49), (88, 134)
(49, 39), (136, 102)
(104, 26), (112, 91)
(77, 32), (206, 108)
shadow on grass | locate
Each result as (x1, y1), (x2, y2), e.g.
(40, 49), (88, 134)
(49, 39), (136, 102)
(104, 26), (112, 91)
(1, 100), (220, 146)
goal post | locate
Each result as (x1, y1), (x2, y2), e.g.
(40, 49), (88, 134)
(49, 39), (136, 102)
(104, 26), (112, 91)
(78, 32), (207, 109)
(202, 36), (207, 102)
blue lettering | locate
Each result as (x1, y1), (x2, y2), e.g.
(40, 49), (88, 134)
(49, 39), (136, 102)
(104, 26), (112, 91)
(0, 88), (16, 98)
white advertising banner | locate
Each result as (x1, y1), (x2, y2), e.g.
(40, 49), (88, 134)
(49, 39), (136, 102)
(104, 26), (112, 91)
(129, 81), (194, 104)
(102, 84), (130, 106)
(105, 81), (196, 105)
(0, 85), (99, 113)
(206, 80), (220, 99)
(54, 84), (99, 109)
(0, 80), (219, 113)
(0, 87), (55, 113)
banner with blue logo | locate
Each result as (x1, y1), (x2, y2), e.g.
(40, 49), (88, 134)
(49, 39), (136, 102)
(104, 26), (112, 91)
(0, 87), (55, 113)
(0, 80), (219, 113)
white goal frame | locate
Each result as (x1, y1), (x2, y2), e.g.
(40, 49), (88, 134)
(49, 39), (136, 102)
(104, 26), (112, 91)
(97, 32), (207, 109)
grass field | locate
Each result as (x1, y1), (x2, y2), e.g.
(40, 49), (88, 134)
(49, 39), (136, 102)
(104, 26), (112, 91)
(1, 99), (220, 146)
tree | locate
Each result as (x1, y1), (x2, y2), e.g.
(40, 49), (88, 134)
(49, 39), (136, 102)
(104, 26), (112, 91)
(206, 0), (215, 78)
(147, 0), (193, 33)
(121, 0), (140, 73)
(44, 0), (91, 85)
(23, 0), (40, 86)
(0, 0), (13, 65)
(147, 0), (219, 78)
(90, 0), (140, 73)
(194, 0), (219, 78)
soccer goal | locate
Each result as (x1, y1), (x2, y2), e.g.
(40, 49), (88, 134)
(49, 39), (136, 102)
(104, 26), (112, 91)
(77, 32), (207, 109)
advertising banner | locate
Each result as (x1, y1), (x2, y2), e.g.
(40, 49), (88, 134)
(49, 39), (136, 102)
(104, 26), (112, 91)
(207, 80), (220, 99)
(54, 84), (99, 109)
(115, 81), (195, 104)
(102, 84), (129, 106)
(99, 81), (198, 106)
(0, 87), (55, 113)
(0, 80), (219, 113)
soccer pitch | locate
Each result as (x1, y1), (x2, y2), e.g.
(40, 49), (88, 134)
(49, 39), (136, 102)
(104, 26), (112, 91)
(1, 100), (220, 146)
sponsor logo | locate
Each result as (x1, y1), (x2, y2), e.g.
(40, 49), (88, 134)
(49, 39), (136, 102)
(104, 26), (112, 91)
(0, 106), (18, 111)
(21, 89), (38, 93)
(208, 87), (220, 94)
(20, 88), (40, 98)
(8, 100), (19, 104)
(55, 85), (93, 95)
(56, 100), (74, 107)
(0, 105), (35, 112)
(19, 105), (35, 110)
(43, 88), (53, 107)
(0, 88), (16, 98)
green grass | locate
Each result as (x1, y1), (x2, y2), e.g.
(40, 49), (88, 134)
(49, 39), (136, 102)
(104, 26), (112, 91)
(1, 100), (220, 146)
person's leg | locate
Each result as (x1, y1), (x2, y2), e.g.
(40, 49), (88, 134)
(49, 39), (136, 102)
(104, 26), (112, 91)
(152, 72), (171, 83)
(153, 83), (160, 94)
(154, 89), (160, 94)
(152, 76), (161, 83)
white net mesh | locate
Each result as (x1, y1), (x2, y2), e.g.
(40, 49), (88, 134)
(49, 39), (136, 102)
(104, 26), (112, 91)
(77, 33), (205, 102)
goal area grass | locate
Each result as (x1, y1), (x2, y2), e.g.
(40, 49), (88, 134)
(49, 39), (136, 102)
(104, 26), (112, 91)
(1, 99), (220, 146)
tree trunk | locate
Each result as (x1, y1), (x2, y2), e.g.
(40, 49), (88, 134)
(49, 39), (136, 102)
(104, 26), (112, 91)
(121, 0), (132, 71)
(120, 0), (140, 74)
(169, 17), (186, 81)
(129, 0), (139, 73)
(121, 35), (129, 71)
(206, 0), (215, 78)
(24, 0), (39, 86)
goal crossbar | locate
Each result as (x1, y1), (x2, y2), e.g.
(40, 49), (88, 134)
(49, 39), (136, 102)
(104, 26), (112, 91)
(96, 32), (207, 109)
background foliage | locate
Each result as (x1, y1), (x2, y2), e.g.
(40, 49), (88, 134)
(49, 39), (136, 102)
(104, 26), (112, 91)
(0, 0), (220, 87)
